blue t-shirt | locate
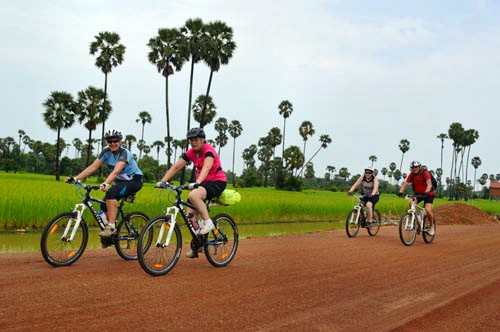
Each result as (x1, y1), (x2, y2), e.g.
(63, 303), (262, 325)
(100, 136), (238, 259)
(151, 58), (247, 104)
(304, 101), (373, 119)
(98, 147), (143, 181)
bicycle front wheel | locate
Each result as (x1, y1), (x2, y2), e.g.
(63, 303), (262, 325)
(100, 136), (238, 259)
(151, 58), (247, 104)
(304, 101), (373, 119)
(422, 216), (436, 244)
(399, 213), (417, 246)
(367, 209), (382, 236)
(345, 209), (361, 238)
(40, 212), (88, 267)
(137, 216), (182, 276)
(115, 211), (150, 260)
(204, 214), (238, 268)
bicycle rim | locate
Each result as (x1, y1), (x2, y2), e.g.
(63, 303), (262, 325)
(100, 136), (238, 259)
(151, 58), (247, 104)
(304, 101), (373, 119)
(40, 212), (88, 267)
(399, 213), (417, 246)
(204, 214), (238, 267)
(422, 216), (436, 244)
(137, 216), (182, 276)
(367, 210), (382, 236)
(345, 210), (361, 238)
(115, 211), (150, 260)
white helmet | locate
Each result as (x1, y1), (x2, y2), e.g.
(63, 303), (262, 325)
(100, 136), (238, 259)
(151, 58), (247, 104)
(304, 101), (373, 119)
(410, 160), (421, 168)
(104, 128), (123, 140)
(364, 166), (374, 173)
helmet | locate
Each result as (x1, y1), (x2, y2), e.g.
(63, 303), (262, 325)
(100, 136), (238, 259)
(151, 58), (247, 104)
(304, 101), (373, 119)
(104, 128), (123, 140)
(364, 166), (374, 173)
(186, 127), (206, 139)
(410, 160), (421, 168)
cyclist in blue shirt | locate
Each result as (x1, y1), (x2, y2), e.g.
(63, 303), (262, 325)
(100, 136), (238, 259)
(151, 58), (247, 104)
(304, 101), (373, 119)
(66, 128), (144, 238)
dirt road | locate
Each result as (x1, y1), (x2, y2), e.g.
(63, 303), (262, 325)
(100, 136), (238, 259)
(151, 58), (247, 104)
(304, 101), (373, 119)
(1, 224), (499, 331)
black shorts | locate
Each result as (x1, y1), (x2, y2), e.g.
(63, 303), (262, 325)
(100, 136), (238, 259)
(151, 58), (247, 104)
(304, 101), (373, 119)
(361, 194), (379, 207)
(416, 194), (435, 205)
(101, 175), (143, 210)
(200, 181), (226, 201)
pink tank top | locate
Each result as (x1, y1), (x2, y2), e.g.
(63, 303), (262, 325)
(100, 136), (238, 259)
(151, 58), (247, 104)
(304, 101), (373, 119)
(185, 143), (226, 182)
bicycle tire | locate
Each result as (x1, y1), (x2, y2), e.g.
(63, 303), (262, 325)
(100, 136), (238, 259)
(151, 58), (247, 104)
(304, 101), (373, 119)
(40, 212), (88, 267)
(422, 215), (436, 244)
(204, 213), (238, 268)
(345, 209), (361, 238)
(399, 213), (417, 246)
(367, 209), (382, 236)
(137, 215), (182, 276)
(115, 211), (150, 260)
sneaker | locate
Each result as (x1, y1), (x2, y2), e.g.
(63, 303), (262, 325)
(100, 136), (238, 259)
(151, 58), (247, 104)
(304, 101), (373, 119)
(200, 219), (214, 235)
(426, 227), (435, 236)
(185, 247), (203, 258)
(99, 225), (116, 237)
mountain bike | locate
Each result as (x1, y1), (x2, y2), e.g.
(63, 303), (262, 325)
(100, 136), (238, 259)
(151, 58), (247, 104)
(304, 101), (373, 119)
(345, 194), (382, 238)
(40, 181), (150, 267)
(137, 183), (238, 276)
(398, 194), (436, 246)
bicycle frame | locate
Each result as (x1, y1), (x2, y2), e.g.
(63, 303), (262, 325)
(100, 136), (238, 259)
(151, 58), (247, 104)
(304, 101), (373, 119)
(351, 195), (366, 225)
(403, 196), (426, 232)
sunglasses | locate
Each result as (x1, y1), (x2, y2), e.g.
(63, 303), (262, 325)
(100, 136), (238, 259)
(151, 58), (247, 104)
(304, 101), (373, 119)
(107, 139), (120, 144)
(411, 166), (420, 169)
(365, 171), (373, 175)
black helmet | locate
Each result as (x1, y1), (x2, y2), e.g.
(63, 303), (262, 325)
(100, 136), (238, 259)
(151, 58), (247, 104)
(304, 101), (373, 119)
(104, 128), (123, 140)
(186, 127), (206, 139)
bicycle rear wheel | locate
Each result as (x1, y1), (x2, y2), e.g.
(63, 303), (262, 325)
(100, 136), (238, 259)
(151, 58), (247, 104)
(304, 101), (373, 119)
(40, 212), (88, 267)
(367, 209), (382, 236)
(345, 209), (361, 238)
(422, 216), (436, 244)
(137, 216), (182, 276)
(115, 211), (150, 260)
(204, 214), (238, 268)
(399, 213), (417, 246)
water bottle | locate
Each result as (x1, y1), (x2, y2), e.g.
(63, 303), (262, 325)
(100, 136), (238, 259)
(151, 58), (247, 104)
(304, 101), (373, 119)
(98, 210), (108, 225)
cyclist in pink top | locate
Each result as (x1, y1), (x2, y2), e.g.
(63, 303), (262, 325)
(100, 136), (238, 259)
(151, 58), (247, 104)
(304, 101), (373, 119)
(158, 128), (227, 257)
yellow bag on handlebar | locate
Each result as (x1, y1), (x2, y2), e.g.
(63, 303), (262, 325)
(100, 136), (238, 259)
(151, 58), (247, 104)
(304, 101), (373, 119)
(216, 189), (241, 206)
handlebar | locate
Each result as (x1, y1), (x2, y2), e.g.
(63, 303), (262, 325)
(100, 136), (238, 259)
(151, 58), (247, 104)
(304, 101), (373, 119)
(67, 179), (100, 191)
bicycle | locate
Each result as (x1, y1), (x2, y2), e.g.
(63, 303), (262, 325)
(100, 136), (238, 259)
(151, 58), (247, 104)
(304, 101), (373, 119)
(345, 194), (382, 238)
(398, 194), (436, 246)
(137, 183), (238, 276)
(40, 180), (150, 267)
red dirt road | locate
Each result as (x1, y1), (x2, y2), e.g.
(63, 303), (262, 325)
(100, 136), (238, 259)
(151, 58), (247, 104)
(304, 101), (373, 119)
(1, 224), (500, 332)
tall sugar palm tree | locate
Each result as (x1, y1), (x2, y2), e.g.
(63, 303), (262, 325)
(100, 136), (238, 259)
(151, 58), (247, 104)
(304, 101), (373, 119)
(192, 95), (217, 128)
(436, 133), (448, 176)
(17, 130), (25, 155)
(398, 139), (410, 171)
(278, 100), (293, 161)
(471, 156), (481, 191)
(124, 134), (136, 152)
(72, 138), (83, 158)
(148, 27), (186, 168)
(214, 117), (228, 155)
(77, 86), (110, 166)
(152, 140), (165, 181)
(298, 134), (332, 177)
(368, 155), (377, 167)
(299, 120), (315, 161)
(42, 91), (76, 180)
(136, 111), (152, 160)
(228, 120), (243, 187)
(89, 31), (125, 151)
(180, 18), (205, 136)
(199, 20), (236, 126)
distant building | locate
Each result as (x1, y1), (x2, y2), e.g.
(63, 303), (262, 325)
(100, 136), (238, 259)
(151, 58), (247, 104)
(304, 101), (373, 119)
(489, 182), (500, 200)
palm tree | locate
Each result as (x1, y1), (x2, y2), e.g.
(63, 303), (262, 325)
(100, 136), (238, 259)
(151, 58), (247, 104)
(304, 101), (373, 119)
(199, 20), (236, 126)
(136, 111), (152, 160)
(147, 27), (186, 168)
(267, 127), (282, 158)
(283, 145), (304, 177)
(463, 129), (479, 188)
(298, 134), (332, 177)
(398, 139), (410, 171)
(192, 95), (217, 128)
(299, 120), (315, 160)
(368, 155), (377, 167)
(17, 130), (25, 155)
(42, 91), (76, 180)
(180, 18), (205, 137)
(214, 117), (229, 155)
(89, 31), (125, 151)
(72, 138), (83, 158)
(124, 135), (136, 151)
(228, 120), (243, 186)
(338, 167), (350, 182)
(436, 133), (448, 175)
(136, 139), (147, 161)
(326, 165), (336, 179)
(152, 140), (165, 181)
(380, 167), (388, 180)
(77, 86), (110, 166)
(471, 156), (481, 192)
(278, 100), (293, 161)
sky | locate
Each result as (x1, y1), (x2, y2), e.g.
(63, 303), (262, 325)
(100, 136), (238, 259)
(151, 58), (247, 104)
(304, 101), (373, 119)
(1, 0), (500, 181)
